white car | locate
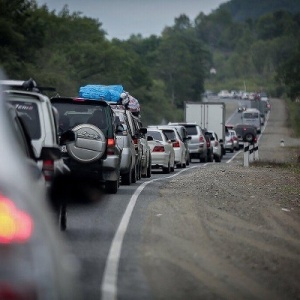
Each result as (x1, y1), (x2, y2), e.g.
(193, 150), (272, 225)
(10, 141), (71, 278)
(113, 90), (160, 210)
(146, 128), (175, 173)
(228, 129), (240, 150)
(205, 130), (222, 162)
(149, 125), (187, 168)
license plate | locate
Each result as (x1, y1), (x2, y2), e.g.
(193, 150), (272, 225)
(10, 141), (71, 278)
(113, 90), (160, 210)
(60, 145), (67, 153)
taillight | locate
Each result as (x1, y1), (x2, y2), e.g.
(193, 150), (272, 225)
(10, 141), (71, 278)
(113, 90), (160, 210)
(133, 138), (138, 145)
(199, 136), (204, 143)
(153, 146), (165, 152)
(0, 194), (33, 244)
(107, 138), (116, 155)
(172, 140), (180, 147)
(215, 140), (219, 146)
(0, 284), (37, 300)
(42, 160), (54, 182)
(72, 97), (85, 102)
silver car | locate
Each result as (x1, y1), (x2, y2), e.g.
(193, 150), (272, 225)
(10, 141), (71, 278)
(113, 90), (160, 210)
(113, 109), (137, 185)
(169, 122), (208, 163)
(205, 130), (222, 162)
(0, 71), (81, 299)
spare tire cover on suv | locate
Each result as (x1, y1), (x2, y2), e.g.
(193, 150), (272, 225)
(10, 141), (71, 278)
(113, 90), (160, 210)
(67, 124), (106, 163)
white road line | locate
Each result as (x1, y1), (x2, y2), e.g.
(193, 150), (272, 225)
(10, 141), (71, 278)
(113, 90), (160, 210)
(100, 165), (200, 300)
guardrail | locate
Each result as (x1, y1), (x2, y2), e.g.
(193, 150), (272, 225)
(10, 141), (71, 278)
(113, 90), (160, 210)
(243, 142), (259, 167)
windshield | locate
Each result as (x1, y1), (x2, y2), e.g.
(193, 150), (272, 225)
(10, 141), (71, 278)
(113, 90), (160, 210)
(10, 101), (41, 140)
(243, 112), (259, 119)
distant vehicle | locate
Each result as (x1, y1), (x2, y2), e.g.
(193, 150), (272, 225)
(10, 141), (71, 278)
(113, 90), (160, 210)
(228, 129), (240, 151)
(149, 125), (187, 168)
(238, 105), (247, 113)
(183, 102), (225, 157)
(241, 108), (261, 134)
(234, 124), (258, 147)
(205, 131), (222, 162)
(146, 128), (175, 173)
(218, 90), (231, 99)
(168, 122), (208, 163)
(224, 131), (234, 153)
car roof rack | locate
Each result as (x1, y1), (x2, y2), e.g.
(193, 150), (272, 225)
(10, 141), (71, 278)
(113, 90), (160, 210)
(0, 78), (56, 94)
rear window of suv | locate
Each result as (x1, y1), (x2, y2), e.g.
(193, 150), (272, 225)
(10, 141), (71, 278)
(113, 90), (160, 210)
(11, 101), (41, 140)
(52, 102), (110, 136)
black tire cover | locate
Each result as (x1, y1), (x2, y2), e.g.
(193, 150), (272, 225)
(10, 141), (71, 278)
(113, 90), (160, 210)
(67, 124), (106, 163)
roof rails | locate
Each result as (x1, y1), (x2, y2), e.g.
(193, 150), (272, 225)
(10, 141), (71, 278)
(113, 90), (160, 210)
(0, 78), (56, 94)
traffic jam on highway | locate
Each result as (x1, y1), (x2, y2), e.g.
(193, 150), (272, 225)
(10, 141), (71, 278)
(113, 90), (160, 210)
(0, 78), (271, 299)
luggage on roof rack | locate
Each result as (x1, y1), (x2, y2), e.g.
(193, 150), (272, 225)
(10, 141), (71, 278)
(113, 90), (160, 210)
(79, 84), (124, 102)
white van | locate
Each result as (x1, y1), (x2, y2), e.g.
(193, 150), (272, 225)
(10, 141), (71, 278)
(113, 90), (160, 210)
(241, 108), (261, 133)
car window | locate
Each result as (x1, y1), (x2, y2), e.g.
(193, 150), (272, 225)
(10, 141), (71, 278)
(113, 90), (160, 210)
(185, 125), (197, 135)
(161, 129), (176, 141)
(52, 102), (108, 131)
(10, 101), (41, 140)
(147, 130), (163, 141)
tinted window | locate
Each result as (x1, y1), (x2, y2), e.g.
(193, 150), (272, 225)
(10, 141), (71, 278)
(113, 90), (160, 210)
(185, 125), (197, 135)
(11, 101), (41, 140)
(147, 130), (163, 141)
(161, 129), (176, 140)
(53, 103), (108, 131)
(243, 112), (259, 119)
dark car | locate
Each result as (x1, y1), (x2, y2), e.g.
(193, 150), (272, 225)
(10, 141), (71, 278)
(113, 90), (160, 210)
(234, 124), (258, 147)
(51, 97), (122, 194)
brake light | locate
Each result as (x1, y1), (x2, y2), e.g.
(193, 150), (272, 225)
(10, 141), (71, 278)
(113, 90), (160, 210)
(42, 160), (54, 182)
(133, 138), (139, 145)
(153, 146), (165, 152)
(0, 194), (33, 244)
(206, 140), (211, 147)
(72, 97), (85, 102)
(199, 136), (204, 142)
(107, 138), (116, 155)
(172, 140), (180, 147)
(215, 140), (219, 146)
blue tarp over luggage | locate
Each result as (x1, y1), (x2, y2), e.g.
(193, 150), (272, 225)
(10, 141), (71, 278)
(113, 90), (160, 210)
(79, 84), (124, 101)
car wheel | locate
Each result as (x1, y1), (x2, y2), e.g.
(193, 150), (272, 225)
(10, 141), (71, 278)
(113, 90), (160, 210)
(146, 162), (152, 178)
(214, 154), (221, 163)
(244, 133), (254, 143)
(162, 162), (171, 174)
(122, 170), (132, 185)
(59, 204), (67, 231)
(131, 165), (137, 183)
(105, 180), (119, 194)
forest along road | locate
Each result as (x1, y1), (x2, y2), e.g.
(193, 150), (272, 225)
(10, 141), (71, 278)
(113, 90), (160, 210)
(139, 98), (300, 299)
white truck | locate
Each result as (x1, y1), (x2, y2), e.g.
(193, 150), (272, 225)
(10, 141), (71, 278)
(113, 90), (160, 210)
(184, 101), (226, 153)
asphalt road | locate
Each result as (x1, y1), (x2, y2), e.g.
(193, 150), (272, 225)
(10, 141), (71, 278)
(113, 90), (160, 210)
(64, 98), (267, 299)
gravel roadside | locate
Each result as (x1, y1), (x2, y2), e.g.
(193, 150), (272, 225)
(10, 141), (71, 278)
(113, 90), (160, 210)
(141, 98), (300, 299)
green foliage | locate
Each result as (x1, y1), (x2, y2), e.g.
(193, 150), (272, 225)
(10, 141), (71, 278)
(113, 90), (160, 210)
(1, 0), (300, 130)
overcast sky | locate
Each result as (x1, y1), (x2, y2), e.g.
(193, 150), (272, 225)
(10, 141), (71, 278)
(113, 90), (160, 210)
(36, 0), (228, 40)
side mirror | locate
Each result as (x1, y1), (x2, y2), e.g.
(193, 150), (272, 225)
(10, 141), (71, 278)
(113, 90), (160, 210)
(60, 130), (75, 145)
(210, 137), (215, 141)
(219, 139), (223, 143)
(184, 136), (191, 141)
(39, 146), (61, 160)
(140, 127), (147, 135)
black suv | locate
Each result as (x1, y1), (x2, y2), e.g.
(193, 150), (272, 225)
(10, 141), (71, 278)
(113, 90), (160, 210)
(234, 124), (257, 147)
(50, 97), (122, 194)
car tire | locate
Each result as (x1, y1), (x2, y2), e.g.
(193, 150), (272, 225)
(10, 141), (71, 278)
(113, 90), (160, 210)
(59, 204), (67, 231)
(163, 162), (171, 174)
(122, 170), (132, 185)
(214, 154), (221, 163)
(146, 162), (152, 178)
(244, 133), (254, 143)
(131, 165), (137, 183)
(105, 180), (119, 194)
